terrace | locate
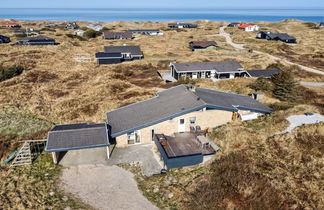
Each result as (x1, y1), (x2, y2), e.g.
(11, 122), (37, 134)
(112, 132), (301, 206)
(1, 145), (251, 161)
(154, 132), (216, 168)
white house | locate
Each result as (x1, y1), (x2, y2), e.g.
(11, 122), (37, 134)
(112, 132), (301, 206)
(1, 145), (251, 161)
(87, 24), (103, 31)
(238, 24), (259, 32)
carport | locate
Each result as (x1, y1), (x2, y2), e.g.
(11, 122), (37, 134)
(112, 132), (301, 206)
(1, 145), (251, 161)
(45, 123), (110, 164)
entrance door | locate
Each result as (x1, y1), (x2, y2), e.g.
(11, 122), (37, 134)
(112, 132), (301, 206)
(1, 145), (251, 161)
(178, 119), (185, 132)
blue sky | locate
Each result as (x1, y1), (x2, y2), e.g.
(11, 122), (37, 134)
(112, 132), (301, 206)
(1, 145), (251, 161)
(1, 0), (324, 8)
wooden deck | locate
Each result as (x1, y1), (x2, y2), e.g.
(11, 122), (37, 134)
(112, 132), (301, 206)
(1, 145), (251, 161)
(155, 133), (216, 158)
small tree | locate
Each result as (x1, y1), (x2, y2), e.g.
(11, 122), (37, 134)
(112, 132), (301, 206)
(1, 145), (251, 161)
(271, 71), (299, 102)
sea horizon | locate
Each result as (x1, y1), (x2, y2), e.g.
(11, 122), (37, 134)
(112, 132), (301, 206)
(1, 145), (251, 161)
(0, 8), (323, 23)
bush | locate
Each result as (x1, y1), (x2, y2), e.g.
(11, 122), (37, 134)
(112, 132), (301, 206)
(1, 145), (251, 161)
(174, 77), (196, 86)
(0, 65), (24, 82)
(249, 77), (274, 92)
(270, 102), (294, 111)
(15, 34), (27, 38)
(83, 29), (102, 39)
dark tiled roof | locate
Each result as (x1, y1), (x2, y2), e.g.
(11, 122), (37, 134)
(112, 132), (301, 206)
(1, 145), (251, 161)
(104, 45), (143, 56)
(103, 32), (133, 39)
(195, 87), (273, 113)
(189, 41), (217, 48)
(107, 86), (205, 136)
(267, 33), (296, 41)
(107, 85), (272, 137)
(18, 36), (55, 42)
(247, 69), (283, 78)
(128, 29), (160, 33)
(172, 61), (243, 73)
(46, 123), (109, 152)
(95, 52), (122, 58)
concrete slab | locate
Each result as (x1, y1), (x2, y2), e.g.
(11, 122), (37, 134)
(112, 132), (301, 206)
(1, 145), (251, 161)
(59, 147), (108, 166)
(60, 165), (158, 210)
(107, 144), (163, 176)
(58, 144), (163, 176)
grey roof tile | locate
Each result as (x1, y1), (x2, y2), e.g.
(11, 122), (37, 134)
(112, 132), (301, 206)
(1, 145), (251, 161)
(104, 45), (143, 56)
(107, 85), (272, 137)
(46, 123), (109, 152)
(173, 61), (243, 73)
(247, 69), (283, 78)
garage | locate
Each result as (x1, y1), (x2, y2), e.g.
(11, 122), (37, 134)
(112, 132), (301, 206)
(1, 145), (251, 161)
(45, 123), (110, 164)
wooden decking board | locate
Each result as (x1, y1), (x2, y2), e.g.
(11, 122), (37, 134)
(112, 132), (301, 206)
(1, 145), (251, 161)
(157, 133), (215, 158)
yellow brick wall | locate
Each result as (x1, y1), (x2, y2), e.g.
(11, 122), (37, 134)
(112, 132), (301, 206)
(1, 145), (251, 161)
(115, 109), (233, 147)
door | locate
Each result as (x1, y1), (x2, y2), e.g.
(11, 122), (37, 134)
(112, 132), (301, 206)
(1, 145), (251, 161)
(178, 119), (185, 132)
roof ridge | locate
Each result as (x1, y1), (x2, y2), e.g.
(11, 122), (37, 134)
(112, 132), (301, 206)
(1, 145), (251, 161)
(196, 87), (248, 97)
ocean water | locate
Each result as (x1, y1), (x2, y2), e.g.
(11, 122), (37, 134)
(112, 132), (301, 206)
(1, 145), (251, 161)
(0, 8), (323, 22)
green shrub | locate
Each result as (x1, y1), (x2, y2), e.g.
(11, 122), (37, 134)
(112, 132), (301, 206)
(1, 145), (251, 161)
(174, 77), (196, 86)
(65, 33), (74, 38)
(15, 34), (27, 38)
(0, 65), (24, 82)
(249, 77), (274, 92)
(270, 102), (295, 111)
(83, 29), (102, 39)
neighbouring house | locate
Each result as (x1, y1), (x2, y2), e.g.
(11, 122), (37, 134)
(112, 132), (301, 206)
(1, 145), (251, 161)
(168, 23), (198, 29)
(267, 33), (297, 43)
(87, 24), (103, 31)
(14, 28), (41, 36)
(0, 35), (10, 43)
(107, 85), (272, 168)
(45, 123), (110, 164)
(14, 36), (56, 45)
(227, 22), (242, 27)
(0, 23), (21, 28)
(257, 31), (297, 43)
(320, 22), (324, 27)
(247, 69), (283, 78)
(189, 41), (217, 51)
(65, 22), (79, 29)
(44, 23), (58, 28)
(103, 32), (133, 40)
(127, 29), (163, 36)
(238, 24), (259, 32)
(74, 29), (85, 36)
(95, 45), (144, 65)
(170, 61), (248, 80)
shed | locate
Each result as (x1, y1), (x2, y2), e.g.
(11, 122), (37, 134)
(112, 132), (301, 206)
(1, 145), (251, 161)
(45, 123), (110, 164)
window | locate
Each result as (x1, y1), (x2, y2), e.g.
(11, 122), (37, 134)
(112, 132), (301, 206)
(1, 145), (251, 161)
(127, 130), (141, 144)
(180, 119), (185, 124)
(189, 117), (196, 124)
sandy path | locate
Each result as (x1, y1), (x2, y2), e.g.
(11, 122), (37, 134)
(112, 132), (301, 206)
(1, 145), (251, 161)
(218, 26), (324, 76)
(60, 165), (158, 210)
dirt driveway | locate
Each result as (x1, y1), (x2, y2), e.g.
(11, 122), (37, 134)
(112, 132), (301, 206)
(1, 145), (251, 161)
(60, 164), (158, 210)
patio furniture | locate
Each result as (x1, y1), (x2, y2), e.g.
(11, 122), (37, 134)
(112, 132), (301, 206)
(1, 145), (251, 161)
(190, 126), (196, 133)
(197, 135), (210, 148)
